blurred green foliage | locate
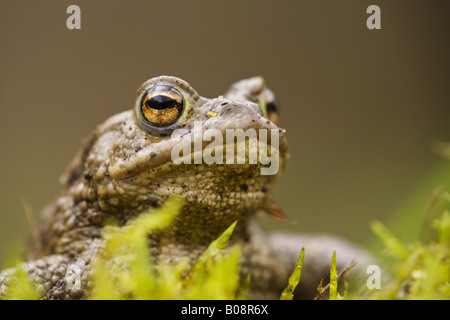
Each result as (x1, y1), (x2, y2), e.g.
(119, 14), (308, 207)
(89, 196), (244, 300)
(3, 159), (450, 299)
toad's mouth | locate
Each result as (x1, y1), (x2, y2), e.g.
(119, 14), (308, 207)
(170, 136), (285, 176)
(109, 126), (288, 181)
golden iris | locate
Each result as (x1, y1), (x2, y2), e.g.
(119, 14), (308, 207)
(140, 85), (184, 126)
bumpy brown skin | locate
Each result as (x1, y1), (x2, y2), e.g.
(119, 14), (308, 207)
(0, 76), (371, 300)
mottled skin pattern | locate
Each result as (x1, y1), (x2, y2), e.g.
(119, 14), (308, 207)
(0, 76), (371, 299)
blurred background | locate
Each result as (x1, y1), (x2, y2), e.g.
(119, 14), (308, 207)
(1, 0), (449, 266)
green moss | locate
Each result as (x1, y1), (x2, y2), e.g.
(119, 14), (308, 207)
(3, 264), (41, 300)
(368, 208), (450, 300)
(88, 188), (449, 300)
(370, 220), (409, 260)
(89, 196), (244, 299)
(329, 251), (338, 300)
(280, 247), (304, 300)
(3, 168), (450, 300)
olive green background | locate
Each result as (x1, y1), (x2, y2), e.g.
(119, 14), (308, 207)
(1, 1), (449, 266)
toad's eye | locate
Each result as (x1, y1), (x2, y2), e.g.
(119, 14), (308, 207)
(264, 89), (279, 123)
(140, 85), (184, 127)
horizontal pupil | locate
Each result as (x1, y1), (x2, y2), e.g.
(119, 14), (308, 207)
(146, 95), (181, 110)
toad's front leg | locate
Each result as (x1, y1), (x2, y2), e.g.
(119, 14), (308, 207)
(0, 247), (99, 300)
